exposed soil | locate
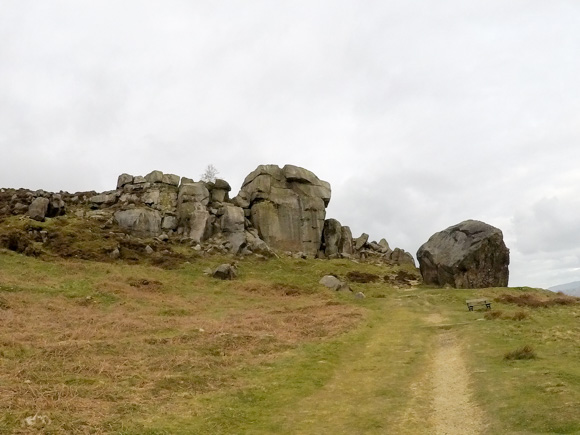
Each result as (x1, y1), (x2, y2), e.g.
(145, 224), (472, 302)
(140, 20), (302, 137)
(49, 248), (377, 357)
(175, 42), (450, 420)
(428, 320), (485, 434)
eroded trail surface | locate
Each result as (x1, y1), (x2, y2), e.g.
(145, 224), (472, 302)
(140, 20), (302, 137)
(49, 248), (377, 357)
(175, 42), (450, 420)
(428, 323), (485, 434)
(274, 309), (486, 434)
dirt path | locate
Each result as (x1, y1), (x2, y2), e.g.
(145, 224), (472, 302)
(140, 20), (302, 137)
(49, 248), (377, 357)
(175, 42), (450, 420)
(428, 319), (485, 434)
(272, 309), (485, 434)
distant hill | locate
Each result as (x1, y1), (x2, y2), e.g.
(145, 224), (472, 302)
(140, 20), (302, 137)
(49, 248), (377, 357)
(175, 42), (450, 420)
(549, 281), (580, 297)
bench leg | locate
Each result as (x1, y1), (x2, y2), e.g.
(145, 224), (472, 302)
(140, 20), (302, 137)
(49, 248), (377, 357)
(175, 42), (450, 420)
(468, 306), (474, 311)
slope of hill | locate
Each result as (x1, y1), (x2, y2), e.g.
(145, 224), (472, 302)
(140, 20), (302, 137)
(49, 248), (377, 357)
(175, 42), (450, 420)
(549, 281), (580, 297)
(1, 246), (579, 433)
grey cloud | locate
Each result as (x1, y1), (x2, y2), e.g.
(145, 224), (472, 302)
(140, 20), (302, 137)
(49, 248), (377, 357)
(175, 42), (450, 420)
(513, 196), (580, 255)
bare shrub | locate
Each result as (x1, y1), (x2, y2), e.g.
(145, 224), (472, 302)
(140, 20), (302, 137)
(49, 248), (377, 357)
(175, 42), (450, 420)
(346, 271), (380, 283)
(495, 292), (579, 308)
(504, 345), (537, 360)
(552, 292), (579, 306)
(235, 280), (305, 296)
(511, 310), (529, 321)
(484, 310), (503, 320)
(0, 295), (10, 310)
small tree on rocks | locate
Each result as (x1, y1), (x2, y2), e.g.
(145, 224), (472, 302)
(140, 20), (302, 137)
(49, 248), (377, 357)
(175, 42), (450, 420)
(200, 164), (219, 183)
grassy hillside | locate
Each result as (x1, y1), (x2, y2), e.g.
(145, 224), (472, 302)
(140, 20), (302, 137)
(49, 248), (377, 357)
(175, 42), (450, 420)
(1, 241), (579, 433)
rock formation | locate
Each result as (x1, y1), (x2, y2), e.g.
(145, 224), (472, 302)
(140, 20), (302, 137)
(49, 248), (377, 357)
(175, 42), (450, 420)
(233, 164), (330, 255)
(0, 164), (416, 266)
(416, 219), (510, 288)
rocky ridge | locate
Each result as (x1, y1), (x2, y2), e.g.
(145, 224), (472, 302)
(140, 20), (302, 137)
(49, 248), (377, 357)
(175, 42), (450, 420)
(0, 164), (415, 266)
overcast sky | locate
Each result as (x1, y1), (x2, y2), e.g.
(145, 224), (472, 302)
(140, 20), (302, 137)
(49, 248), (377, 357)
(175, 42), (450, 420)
(1, 1), (579, 288)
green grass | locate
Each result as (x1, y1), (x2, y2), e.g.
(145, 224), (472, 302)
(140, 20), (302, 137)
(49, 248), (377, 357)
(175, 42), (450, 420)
(0, 249), (579, 433)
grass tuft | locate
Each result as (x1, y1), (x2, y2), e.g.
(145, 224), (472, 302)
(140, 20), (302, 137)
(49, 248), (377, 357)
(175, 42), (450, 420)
(504, 345), (537, 361)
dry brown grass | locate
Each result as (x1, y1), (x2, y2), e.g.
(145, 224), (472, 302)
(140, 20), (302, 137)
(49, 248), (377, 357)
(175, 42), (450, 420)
(234, 279), (307, 297)
(495, 292), (579, 308)
(0, 270), (363, 432)
(484, 310), (503, 320)
(504, 345), (537, 361)
(346, 271), (380, 283)
(510, 310), (529, 321)
(484, 310), (529, 321)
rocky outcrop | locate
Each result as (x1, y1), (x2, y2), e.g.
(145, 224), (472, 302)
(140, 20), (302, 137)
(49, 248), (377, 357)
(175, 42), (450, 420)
(27, 193), (66, 222)
(416, 219), (510, 288)
(235, 164), (330, 255)
(0, 165), (417, 266)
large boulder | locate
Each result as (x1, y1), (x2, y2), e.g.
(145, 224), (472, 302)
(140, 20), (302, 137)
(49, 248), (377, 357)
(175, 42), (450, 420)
(220, 205), (246, 253)
(339, 226), (354, 256)
(145, 170), (164, 184)
(416, 220), (510, 288)
(177, 202), (210, 243)
(117, 173), (134, 189)
(354, 233), (369, 251)
(47, 194), (66, 218)
(177, 182), (211, 242)
(322, 218), (342, 257)
(114, 208), (162, 237)
(238, 164), (331, 255)
(27, 197), (50, 221)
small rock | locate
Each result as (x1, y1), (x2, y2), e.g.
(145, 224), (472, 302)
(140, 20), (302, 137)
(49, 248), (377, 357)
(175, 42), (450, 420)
(157, 233), (169, 242)
(145, 245), (154, 254)
(24, 414), (51, 427)
(354, 292), (366, 299)
(319, 275), (344, 290)
(212, 264), (237, 280)
(338, 283), (353, 292)
(109, 248), (120, 259)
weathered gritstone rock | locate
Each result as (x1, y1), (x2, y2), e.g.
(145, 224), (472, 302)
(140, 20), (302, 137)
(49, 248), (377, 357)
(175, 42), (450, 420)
(354, 233), (369, 251)
(322, 218), (343, 258)
(339, 226), (354, 256)
(114, 208), (162, 237)
(238, 164), (330, 255)
(212, 263), (237, 280)
(177, 182), (211, 243)
(27, 197), (50, 221)
(47, 194), (66, 218)
(417, 219), (510, 288)
(0, 165), (419, 267)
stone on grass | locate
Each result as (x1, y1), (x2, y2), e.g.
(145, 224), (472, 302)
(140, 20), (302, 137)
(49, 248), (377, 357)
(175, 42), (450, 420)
(319, 276), (353, 292)
(416, 219), (510, 288)
(212, 264), (238, 280)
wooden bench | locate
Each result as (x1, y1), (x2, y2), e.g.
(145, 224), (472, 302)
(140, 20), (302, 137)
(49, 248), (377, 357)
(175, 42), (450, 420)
(466, 298), (491, 311)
